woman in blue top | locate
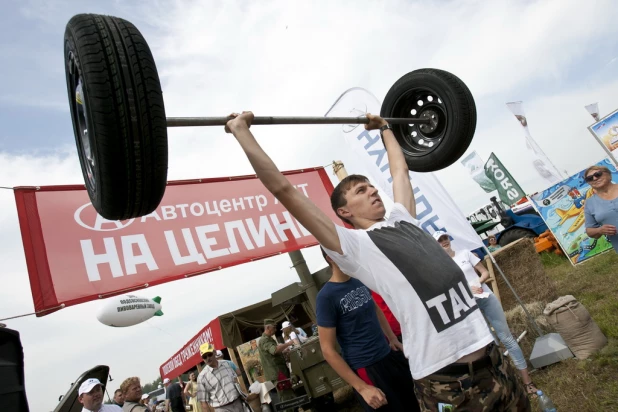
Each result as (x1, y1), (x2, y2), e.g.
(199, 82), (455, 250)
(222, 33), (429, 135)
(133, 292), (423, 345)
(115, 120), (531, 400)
(584, 165), (618, 252)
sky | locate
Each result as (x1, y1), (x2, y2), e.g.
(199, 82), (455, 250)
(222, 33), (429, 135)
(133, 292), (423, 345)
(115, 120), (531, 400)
(1, 0), (618, 410)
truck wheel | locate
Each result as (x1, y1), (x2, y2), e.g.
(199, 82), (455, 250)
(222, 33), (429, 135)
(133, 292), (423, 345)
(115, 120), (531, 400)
(64, 14), (168, 220)
(498, 228), (536, 247)
(381, 68), (476, 172)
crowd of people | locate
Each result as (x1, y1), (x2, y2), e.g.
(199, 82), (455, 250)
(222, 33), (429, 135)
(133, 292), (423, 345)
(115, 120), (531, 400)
(79, 110), (606, 411)
(77, 350), (240, 411)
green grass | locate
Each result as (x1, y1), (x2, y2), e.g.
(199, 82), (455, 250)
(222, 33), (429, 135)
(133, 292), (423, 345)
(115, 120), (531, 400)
(329, 251), (618, 411)
(530, 251), (618, 411)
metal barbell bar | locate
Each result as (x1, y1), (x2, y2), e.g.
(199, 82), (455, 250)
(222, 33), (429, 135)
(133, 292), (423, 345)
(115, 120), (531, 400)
(165, 116), (430, 127)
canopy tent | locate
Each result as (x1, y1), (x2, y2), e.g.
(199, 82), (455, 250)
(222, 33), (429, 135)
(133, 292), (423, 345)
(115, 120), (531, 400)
(158, 280), (322, 382)
(218, 294), (315, 348)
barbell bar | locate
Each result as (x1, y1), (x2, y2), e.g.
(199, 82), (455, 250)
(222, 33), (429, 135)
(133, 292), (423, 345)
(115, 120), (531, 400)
(165, 116), (431, 127)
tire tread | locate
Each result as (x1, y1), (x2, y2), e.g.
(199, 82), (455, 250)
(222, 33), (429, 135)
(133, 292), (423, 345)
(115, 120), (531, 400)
(64, 13), (167, 220)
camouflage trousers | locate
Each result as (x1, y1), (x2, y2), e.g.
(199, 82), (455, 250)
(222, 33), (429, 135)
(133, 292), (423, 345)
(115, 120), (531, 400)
(413, 344), (530, 412)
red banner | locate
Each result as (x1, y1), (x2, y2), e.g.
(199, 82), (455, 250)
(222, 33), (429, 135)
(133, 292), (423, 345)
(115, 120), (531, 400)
(14, 168), (337, 315)
(159, 318), (223, 381)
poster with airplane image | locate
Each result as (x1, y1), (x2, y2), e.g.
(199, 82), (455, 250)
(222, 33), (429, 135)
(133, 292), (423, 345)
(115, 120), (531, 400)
(588, 108), (618, 166)
(530, 158), (617, 265)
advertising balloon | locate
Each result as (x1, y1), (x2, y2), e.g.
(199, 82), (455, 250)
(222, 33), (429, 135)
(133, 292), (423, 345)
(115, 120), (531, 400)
(96, 294), (163, 327)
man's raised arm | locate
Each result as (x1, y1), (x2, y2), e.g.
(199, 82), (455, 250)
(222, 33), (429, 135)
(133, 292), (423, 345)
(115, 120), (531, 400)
(225, 112), (342, 253)
(370, 115), (417, 217)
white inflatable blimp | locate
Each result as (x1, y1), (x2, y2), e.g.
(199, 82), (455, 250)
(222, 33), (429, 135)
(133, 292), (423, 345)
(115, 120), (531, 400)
(96, 294), (163, 327)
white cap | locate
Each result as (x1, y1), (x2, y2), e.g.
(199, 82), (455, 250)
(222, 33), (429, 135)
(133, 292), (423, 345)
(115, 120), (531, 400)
(163, 378), (170, 384)
(142, 393), (149, 400)
(432, 230), (450, 241)
(215, 350), (223, 358)
(281, 321), (291, 328)
(78, 378), (103, 396)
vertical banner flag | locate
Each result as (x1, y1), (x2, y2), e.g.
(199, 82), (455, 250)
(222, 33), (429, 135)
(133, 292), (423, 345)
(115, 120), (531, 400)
(461, 151), (496, 193)
(530, 158), (616, 265)
(484, 153), (526, 206)
(587, 108), (618, 166)
(325, 88), (482, 252)
(506, 101), (563, 185)
(585, 103), (600, 121)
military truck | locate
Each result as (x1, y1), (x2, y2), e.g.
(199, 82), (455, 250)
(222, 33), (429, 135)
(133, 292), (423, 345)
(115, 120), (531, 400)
(268, 266), (346, 411)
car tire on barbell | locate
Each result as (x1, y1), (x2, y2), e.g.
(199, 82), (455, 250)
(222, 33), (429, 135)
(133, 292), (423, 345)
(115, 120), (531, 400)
(64, 13), (168, 221)
(380, 68), (477, 172)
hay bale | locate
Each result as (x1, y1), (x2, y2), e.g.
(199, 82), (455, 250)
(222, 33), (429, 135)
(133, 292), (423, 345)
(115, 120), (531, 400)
(504, 301), (554, 358)
(492, 238), (558, 312)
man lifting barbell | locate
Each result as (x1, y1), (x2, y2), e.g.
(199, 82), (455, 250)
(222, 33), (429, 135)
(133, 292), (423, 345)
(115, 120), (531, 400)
(224, 111), (530, 411)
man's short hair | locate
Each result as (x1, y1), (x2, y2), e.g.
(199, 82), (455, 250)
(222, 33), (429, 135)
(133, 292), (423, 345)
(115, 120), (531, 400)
(330, 174), (370, 225)
(114, 389), (122, 396)
(120, 377), (141, 394)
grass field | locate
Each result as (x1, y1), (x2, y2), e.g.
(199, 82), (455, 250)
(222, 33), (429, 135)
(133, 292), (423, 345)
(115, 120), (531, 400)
(529, 251), (618, 411)
(332, 251), (618, 411)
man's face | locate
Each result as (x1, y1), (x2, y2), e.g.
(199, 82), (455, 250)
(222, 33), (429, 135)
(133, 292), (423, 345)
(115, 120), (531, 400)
(114, 390), (124, 404)
(124, 382), (143, 402)
(250, 340), (257, 349)
(203, 352), (218, 368)
(264, 325), (276, 336)
(338, 181), (385, 224)
(78, 384), (104, 410)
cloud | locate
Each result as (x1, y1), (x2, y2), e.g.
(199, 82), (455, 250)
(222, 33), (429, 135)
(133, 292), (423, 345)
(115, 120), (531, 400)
(1, 0), (618, 410)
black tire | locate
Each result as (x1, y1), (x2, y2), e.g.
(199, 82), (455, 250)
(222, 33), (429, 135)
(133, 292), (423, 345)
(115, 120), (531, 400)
(380, 68), (476, 172)
(498, 227), (536, 247)
(500, 216), (515, 227)
(64, 14), (168, 220)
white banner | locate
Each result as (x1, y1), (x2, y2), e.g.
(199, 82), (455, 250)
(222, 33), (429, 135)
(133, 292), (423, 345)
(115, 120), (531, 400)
(587, 107), (618, 166)
(585, 102), (600, 121)
(506, 101), (563, 185)
(325, 88), (483, 251)
(460, 150), (496, 193)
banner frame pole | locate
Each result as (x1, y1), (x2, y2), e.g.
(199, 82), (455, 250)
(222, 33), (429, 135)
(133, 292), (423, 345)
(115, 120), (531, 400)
(482, 245), (545, 338)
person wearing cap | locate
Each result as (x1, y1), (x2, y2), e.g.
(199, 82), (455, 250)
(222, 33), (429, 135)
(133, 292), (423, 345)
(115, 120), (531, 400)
(196, 342), (254, 412)
(258, 318), (296, 409)
(120, 376), (149, 412)
(318, 249), (418, 411)
(434, 230), (539, 397)
(77, 378), (122, 412)
(226, 111), (528, 410)
(163, 377), (185, 412)
(140, 394), (152, 411)
(281, 321), (307, 345)
(214, 350), (241, 377)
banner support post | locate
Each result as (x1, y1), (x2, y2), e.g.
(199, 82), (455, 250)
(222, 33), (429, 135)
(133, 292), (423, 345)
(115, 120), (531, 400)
(287, 250), (318, 317)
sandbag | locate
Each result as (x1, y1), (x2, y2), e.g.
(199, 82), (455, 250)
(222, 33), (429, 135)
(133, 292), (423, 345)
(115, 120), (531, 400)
(544, 295), (607, 359)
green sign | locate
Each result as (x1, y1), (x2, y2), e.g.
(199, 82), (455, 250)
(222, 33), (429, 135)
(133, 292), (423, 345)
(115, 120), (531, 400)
(484, 153), (526, 205)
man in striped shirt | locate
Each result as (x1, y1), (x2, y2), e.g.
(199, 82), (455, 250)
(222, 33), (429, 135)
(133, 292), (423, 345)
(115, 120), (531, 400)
(196, 342), (245, 412)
